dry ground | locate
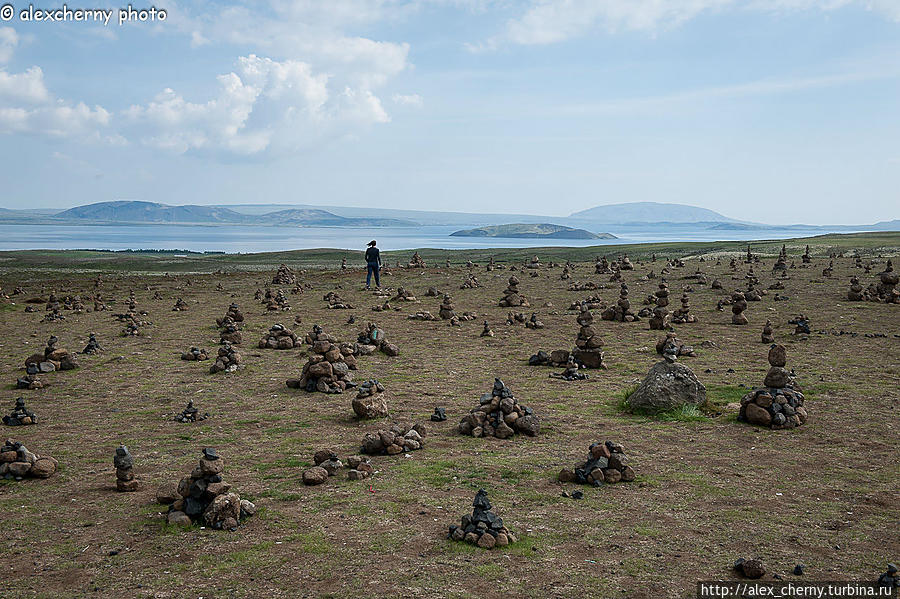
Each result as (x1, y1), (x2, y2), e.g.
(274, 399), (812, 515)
(0, 243), (898, 599)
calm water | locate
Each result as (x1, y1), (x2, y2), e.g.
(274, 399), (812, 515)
(0, 223), (857, 253)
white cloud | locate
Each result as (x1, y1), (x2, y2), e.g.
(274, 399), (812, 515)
(0, 66), (51, 104)
(482, 0), (900, 48)
(393, 93), (424, 107)
(0, 27), (17, 64)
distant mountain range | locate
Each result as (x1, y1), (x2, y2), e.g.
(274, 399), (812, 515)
(451, 223), (615, 239)
(0, 200), (896, 232)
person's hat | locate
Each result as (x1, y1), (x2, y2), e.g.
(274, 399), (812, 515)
(368, 240), (377, 246)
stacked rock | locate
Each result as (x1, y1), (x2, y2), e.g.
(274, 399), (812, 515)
(711, 278), (723, 290)
(731, 291), (749, 325)
(573, 307), (605, 368)
(745, 280), (762, 301)
(25, 335), (79, 374)
(181, 347), (209, 361)
(264, 289), (291, 311)
(745, 245), (754, 264)
(439, 295), (456, 320)
(558, 441), (636, 486)
(114, 445), (138, 492)
(773, 245), (788, 273)
(847, 276), (865, 301)
(549, 355), (589, 381)
(352, 380), (389, 419)
(159, 448), (256, 530)
(408, 310), (439, 321)
(346, 455), (374, 480)
(447, 489), (516, 549)
(0, 440), (57, 480)
(458, 379), (540, 439)
(875, 260), (899, 303)
(215, 303), (244, 327)
(790, 314), (810, 335)
(218, 318), (242, 345)
(210, 343), (242, 373)
(480, 321), (494, 337)
(172, 298), (189, 311)
(761, 320), (775, 343)
(258, 324), (301, 349)
(460, 273), (480, 289)
(648, 282), (671, 330)
(3, 398), (37, 426)
(822, 260), (834, 278)
(802, 245), (812, 263)
(174, 400), (209, 422)
(15, 374), (42, 390)
(302, 450), (344, 486)
(361, 422), (426, 455)
(323, 291), (353, 309)
(507, 312), (526, 325)
(619, 255), (634, 270)
(655, 332), (695, 359)
(595, 256), (612, 274)
(408, 252), (427, 268)
(498, 276), (528, 307)
(671, 293), (697, 324)
(601, 283), (638, 322)
(287, 334), (357, 393)
(525, 313), (545, 329)
(560, 265), (571, 280)
(81, 333), (102, 354)
(738, 344), (806, 429)
(357, 322), (400, 357)
(272, 263), (296, 285)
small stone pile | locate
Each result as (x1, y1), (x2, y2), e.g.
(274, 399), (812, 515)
(15, 373), (42, 390)
(439, 295), (456, 320)
(549, 355), (589, 381)
(573, 307), (605, 368)
(3, 398), (36, 426)
(671, 293), (696, 324)
(595, 257), (612, 274)
(731, 291), (749, 325)
(287, 332), (357, 393)
(761, 320), (775, 343)
(601, 283), (638, 322)
(302, 450), (345, 485)
(215, 303), (244, 327)
(361, 422), (426, 455)
(0, 440), (57, 480)
(408, 252), (427, 268)
(210, 343), (242, 373)
(82, 333), (102, 354)
(174, 400), (209, 422)
(847, 276), (865, 301)
(172, 298), (189, 311)
(525, 313), (545, 329)
(407, 310), (439, 321)
(498, 276), (528, 307)
(352, 380), (389, 419)
(424, 287), (441, 297)
(458, 378), (539, 439)
(773, 245), (787, 273)
(258, 324), (301, 349)
(874, 260), (899, 303)
(181, 347), (209, 361)
(655, 332), (695, 359)
(738, 344), (807, 429)
(25, 335), (79, 374)
(460, 273), (480, 289)
(323, 291), (353, 309)
(218, 318), (242, 345)
(822, 260), (834, 278)
(558, 441), (635, 486)
(357, 322), (400, 357)
(272, 263), (296, 285)
(447, 489), (516, 549)
(114, 445), (139, 492)
(480, 321), (494, 337)
(802, 245), (812, 263)
(159, 448), (256, 530)
(648, 282), (671, 330)
(264, 289), (291, 311)
(619, 255), (634, 270)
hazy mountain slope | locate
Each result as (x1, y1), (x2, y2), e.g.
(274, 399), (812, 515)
(569, 202), (739, 224)
(57, 201), (248, 223)
(450, 223), (614, 239)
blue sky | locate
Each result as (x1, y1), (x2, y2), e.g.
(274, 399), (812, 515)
(0, 0), (898, 224)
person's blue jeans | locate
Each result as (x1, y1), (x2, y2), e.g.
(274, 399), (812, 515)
(366, 262), (380, 287)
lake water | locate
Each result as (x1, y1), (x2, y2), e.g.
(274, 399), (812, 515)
(0, 223), (861, 253)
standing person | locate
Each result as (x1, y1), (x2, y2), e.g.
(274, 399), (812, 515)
(365, 240), (382, 289)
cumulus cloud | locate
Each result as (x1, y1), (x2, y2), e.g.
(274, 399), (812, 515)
(393, 93), (424, 107)
(0, 27), (17, 63)
(0, 66), (51, 104)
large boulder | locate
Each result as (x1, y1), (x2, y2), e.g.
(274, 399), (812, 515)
(627, 361), (707, 413)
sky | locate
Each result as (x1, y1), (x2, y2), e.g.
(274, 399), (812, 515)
(0, 0), (898, 224)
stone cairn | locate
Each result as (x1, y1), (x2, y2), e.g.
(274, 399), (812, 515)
(558, 441), (635, 486)
(525, 313), (545, 329)
(573, 307), (605, 369)
(181, 347), (209, 361)
(648, 281), (671, 330)
(439, 294), (456, 320)
(595, 256), (612, 274)
(671, 292), (696, 324)
(405, 251), (425, 268)
(1, 440), (57, 480)
(655, 332), (695, 359)
(802, 245), (812, 263)
(3, 398), (36, 426)
(549, 355), (589, 381)
(210, 343), (242, 373)
(847, 276), (865, 301)
(357, 322), (400, 357)
(82, 333), (102, 354)
(174, 400), (209, 423)
(874, 260), (899, 303)
(424, 286), (441, 297)
(302, 450), (345, 486)
(761, 320), (775, 343)
(16, 372), (42, 390)
(114, 445), (139, 492)
(772, 245), (787, 273)
(323, 291), (354, 309)
(352, 380), (389, 419)
(216, 303), (244, 328)
(258, 324), (301, 349)
(498, 276), (528, 307)
(822, 260), (834, 278)
(601, 283), (638, 322)
(218, 318), (242, 345)
(461, 273), (480, 289)
(264, 289), (291, 311)
(447, 489), (516, 549)
(480, 321), (494, 337)
(619, 255), (635, 270)
(458, 378), (540, 439)
(172, 298), (189, 311)
(158, 448), (256, 530)
(25, 335), (79, 374)
(272, 263), (296, 285)
(286, 328), (357, 393)
(407, 310), (439, 321)
(738, 344), (807, 429)
(361, 422), (426, 455)
(731, 291), (749, 325)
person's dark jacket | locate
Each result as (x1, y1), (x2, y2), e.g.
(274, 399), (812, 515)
(365, 247), (381, 265)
